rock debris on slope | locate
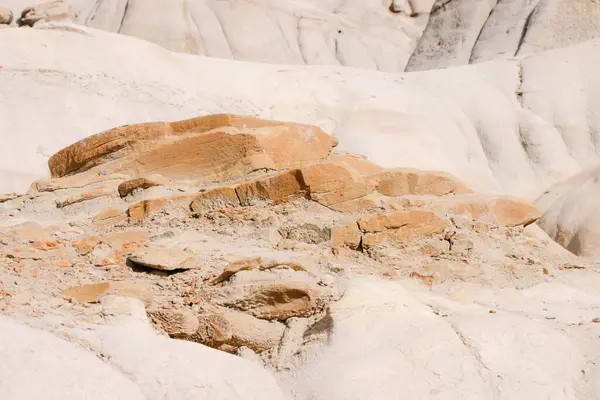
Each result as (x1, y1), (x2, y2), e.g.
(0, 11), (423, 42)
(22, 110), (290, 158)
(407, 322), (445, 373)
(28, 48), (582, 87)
(2, 115), (600, 399)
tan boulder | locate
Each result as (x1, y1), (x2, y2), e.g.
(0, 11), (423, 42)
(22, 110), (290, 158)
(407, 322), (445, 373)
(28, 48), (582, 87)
(128, 245), (196, 271)
(128, 194), (197, 221)
(330, 223), (362, 249)
(216, 281), (316, 320)
(434, 195), (541, 227)
(301, 162), (377, 211)
(236, 170), (307, 206)
(190, 186), (240, 213)
(193, 310), (285, 353)
(61, 282), (152, 305)
(147, 309), (200, 338)
(19, 0), (74, 27)
(0, 7), (13, 24)
(373, 168), (471, 197)
(48, 115), (337, 185)
(358, 209), (446, 246)
(118, 175), (167, 197)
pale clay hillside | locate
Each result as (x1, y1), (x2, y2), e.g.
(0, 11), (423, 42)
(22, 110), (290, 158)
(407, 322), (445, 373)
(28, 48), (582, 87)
(1, 1), (600, 400)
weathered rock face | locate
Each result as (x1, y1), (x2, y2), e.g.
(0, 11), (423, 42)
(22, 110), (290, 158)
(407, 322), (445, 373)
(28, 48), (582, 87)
(2, 113), (591, 400)
(19, 0), (74, 27)
(359, 209), (447, 247)
(48, 114), (338, 182)
(147, 309), (199, 337)
(206, 281), (317, 321)
(433, 195), (541, 227)
(194, 310), (285, 353)
(535, 165), (600, 257)
(0, 7), (12, 24)
(374, 168), (471, 197)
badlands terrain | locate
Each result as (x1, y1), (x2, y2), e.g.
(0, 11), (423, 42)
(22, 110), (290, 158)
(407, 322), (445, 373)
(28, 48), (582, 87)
(1, 1), (600, 399)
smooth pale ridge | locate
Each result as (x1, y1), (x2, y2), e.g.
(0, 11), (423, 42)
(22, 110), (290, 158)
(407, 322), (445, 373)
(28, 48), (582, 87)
(2, 0), (436, 70)
(0, 316), (145, 399)
(535, 165), (600, 258)
(282, 277), (585, 399)
(72, 322), (288, 399)
(5, 1), (599, 72)
(1, 25), (599, 197)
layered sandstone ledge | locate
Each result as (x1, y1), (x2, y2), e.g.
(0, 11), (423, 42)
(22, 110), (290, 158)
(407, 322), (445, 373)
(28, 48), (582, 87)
(4, 114), (594, 399)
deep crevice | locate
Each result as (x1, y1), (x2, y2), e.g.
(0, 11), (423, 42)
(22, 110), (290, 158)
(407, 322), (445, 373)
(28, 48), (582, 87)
(515, 3), (539, 56)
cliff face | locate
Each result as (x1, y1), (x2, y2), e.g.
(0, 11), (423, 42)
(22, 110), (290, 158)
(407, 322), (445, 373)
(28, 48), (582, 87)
(3, 0), (600, 71)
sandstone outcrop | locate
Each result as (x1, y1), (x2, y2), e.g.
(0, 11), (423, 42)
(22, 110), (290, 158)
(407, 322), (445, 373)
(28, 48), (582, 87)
(0, 113), (594, 400)
(2, 26), (600, 199)
(433, 195), (542, 227)
(147, 309), (199, 337)
(210, 281), (317, 321)
(194, 309), (285, 353)
(48, 114), (338, 181)
(358, 209), (447, 248)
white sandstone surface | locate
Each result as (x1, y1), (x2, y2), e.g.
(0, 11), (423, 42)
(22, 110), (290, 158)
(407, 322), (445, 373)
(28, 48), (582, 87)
(2, 1), (600, 71)
(0, 24), (599, 198)
(0, 316), (146, 400)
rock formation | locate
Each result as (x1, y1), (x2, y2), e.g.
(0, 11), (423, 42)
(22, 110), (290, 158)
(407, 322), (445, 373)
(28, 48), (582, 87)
(2, 2), (600, 398)
(0, 6), (12, 25)
(2, 114), (599, 398)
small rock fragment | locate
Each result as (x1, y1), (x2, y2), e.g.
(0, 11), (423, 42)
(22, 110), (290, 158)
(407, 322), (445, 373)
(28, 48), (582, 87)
(0, 7), (13, 24)
(128, 245), (196, 271)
